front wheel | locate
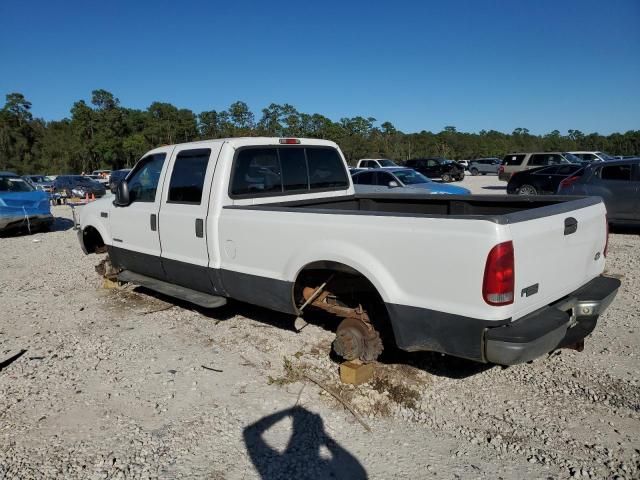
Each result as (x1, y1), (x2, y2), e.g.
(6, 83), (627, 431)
(470, 168), (479, 176)
(518, 184), (538, 195)
(441, 173), (452, 182)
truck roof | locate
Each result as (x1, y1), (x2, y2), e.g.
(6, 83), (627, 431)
(145, 137), (339, 156)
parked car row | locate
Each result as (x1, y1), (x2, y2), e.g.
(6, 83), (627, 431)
(353, 150), (626, 180)
(351, 168), (470, 195)
(16, 168), (135, 199)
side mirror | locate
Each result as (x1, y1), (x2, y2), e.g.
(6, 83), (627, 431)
(114, 180), (131, 206)
(388, 181), (399, 188)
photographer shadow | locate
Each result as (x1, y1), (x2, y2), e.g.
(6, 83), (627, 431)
(243, 406), (367, 480)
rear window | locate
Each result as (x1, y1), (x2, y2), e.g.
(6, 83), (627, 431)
(307, 148), (349, 189)
(503, 154), (525, 166)
(601, 164), (632, 181)
(168, 149), (211, 204)
(230, 147), (348, 197)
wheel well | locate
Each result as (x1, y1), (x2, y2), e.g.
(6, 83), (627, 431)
(293, 261), (379, 306)
(293, 261), (395, 348)
(82, 226), (106, 254)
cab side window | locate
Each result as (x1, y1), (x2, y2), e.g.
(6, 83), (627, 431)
(128, 153), (166, 203)
(168, 149), (212, 204)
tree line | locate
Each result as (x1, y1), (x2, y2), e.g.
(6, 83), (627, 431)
(1, 90), (638, 174)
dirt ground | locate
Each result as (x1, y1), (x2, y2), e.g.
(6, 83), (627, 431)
(1, 176), (638, 479)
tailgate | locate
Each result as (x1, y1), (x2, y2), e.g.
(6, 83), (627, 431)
(508, 200), (607, 320)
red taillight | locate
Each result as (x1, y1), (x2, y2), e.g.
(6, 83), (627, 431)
(559, 175), (580, 190)
(604, 217), (609, 257)
(279, 138), (300, 144)
(483, 241), (515, 306)
(498, 165), (504, 175)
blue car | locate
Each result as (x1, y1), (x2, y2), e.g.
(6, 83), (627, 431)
(352, 167), (470, 195)
(0, 171), (53, 234)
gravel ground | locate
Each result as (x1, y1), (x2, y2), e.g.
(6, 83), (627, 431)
(0, 177), (638, 479)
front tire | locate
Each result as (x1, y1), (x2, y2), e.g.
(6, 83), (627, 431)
(441, 173), (452, 182)
(470, 168), (479, 176)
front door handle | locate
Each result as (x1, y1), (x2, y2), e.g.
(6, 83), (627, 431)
(150, 214), (157, 231)
(195, 218), (204, 238)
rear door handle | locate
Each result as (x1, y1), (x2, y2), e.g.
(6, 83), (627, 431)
(150, 214), (157, 231)
(195, 218), (204, 238)
(564, 217), (578, 235)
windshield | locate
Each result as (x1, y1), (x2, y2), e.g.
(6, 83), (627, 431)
(596, 152), (616, 161)
(393, 169), (431, 185)
(378, 159), (397, 167)
(0, 176), (35, 192)
(29, 176), (47, 183)
(562, 153), (582, 163)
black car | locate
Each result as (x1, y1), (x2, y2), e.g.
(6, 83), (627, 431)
(108, 169), (131, 193)
(506, 164), (583, 195)
(53, 175), (107, 198)
(404, 158), (465, 182)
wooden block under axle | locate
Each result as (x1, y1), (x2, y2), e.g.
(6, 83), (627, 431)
(340, 361), (374, 385)
(102, 277), (121, 289)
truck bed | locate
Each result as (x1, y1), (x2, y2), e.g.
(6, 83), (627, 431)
(227, 193), (601, 224)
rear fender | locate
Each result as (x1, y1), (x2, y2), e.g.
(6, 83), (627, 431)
(286, 240), (397, 304)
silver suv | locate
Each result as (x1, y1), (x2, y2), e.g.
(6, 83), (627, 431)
(469, 158), (501, 175)
(498, 152), (580, 181)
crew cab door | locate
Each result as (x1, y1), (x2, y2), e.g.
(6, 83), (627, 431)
(109, 150), (171, 279)
(158, 145), (221, 293)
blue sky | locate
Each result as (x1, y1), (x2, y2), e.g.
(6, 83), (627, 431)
(1, 0), (638, 135)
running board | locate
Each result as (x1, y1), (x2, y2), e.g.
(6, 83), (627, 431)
(117, 270), (227, 309)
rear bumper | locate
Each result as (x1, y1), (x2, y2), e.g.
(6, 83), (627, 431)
(498, 173), (511, 181)
(386, 275), (620, 364)
(484, 275), (621, 365)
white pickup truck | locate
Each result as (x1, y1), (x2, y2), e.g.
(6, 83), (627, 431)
(356, 158), (400, 169)
(77, 137), (620, 365)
